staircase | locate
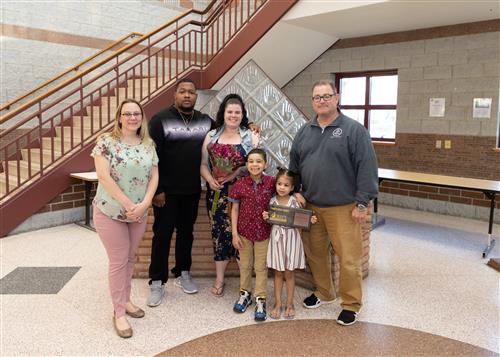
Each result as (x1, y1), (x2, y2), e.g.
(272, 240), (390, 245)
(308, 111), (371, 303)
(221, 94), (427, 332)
(0, 0), (297, 237)
(0, 77), (153, 197)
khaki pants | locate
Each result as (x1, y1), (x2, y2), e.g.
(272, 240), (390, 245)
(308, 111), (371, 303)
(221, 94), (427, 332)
(302, 202), (363, 312)
(239, 235), (270, 299)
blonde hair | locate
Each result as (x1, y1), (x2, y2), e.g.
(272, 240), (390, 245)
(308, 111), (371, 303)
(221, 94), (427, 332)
(100, 98), (154, 147)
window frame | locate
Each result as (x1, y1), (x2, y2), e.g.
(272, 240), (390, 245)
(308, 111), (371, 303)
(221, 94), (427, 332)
(335, 69), (398, 142)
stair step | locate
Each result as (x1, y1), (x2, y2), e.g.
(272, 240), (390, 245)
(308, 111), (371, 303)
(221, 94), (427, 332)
(127, 78), (157, 87)
(41, 137), (80, 154)
(72, 116), (114, 130)
(88, 106), (117, 119)
(21, 148), (62, 164)
(55, 125), (89, 139)
(93, 98), (120, 108)
(117, 87), (151, 99)
(7, 160), (41, 180)
(0, 171), (22, 192)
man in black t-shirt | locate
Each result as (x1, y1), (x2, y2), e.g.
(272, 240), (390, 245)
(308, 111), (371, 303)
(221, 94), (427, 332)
(147, 78), (215, 307)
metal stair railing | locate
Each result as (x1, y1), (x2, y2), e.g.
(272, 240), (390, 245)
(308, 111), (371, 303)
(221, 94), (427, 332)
(0, 32), (143, 115)
(0, 0), (267, 201)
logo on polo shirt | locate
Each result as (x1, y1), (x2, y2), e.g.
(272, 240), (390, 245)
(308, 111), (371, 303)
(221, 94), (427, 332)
(331, 128), (343, 138)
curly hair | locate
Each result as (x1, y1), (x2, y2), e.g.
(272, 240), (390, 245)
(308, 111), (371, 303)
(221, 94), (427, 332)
(215, 93), (249, 128)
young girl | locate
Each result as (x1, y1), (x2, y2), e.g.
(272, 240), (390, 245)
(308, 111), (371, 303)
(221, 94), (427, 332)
(264, 168), (316, 320)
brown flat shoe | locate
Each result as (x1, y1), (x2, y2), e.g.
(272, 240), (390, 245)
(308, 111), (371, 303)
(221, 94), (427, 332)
(126, 307), (145, 318)
(113, 317), (133, 338)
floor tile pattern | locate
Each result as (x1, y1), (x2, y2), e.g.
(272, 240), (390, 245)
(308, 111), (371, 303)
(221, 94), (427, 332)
(0, 266), (80, 294)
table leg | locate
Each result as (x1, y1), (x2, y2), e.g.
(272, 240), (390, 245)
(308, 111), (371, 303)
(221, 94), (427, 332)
(84, 181), (91, 226)
(75, 180), (95, 231)
(482, 192), (496, 258)
(372, 198), (386, 229)
(372, 179), (386, 229)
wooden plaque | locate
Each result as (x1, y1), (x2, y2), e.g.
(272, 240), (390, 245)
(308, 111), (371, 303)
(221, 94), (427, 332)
(267, 204), (313, 230)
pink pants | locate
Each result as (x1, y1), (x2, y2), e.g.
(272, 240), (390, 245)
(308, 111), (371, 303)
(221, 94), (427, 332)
(93, 206), (147, 317)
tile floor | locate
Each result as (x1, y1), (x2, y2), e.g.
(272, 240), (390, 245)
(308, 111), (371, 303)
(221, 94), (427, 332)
(1, 204), (499, 356)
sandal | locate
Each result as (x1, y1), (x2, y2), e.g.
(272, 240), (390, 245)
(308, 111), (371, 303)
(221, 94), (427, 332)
(269, 305), (282, 319)
(284, 305), (295, 320)
(211, 282), (225, 297)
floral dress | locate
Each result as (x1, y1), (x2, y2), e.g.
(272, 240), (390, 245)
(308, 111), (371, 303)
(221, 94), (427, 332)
(91, 134), (158, 222)
(206, 141), (246, 260)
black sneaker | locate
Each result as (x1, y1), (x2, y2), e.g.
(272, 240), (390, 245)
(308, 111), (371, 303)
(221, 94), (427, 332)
(336, 309), (357, 326)
(302, 293), (335, 309)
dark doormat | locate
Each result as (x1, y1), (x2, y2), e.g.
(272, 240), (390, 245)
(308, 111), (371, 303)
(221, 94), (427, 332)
(0, 267), (81, 294)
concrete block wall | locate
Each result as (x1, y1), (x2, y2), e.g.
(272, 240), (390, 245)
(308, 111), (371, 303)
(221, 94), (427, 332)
(282, 20), (500, 223)
(1, 1), (183, 103)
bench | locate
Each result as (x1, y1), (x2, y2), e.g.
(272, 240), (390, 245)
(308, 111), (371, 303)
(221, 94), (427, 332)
(374, 168), (500, 258)
(70, 171), (97, 231)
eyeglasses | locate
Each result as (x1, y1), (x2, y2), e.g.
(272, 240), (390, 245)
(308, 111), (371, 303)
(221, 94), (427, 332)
(121, 112), (142, 118)
(312, 94), (336, 102)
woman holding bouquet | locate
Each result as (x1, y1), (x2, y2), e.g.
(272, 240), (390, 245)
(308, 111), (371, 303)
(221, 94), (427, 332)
(200, 93), (260, 297)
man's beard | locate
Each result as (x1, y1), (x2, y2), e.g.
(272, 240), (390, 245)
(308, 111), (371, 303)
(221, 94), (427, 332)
(177, 104), (195, 114)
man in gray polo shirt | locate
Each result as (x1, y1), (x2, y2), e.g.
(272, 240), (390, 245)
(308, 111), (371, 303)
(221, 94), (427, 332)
(290, 79), (378, 326)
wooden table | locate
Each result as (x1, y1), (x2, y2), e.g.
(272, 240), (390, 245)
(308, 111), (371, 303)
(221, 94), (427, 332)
(70, 172), (98, 231)
(375, 168), (500, 258)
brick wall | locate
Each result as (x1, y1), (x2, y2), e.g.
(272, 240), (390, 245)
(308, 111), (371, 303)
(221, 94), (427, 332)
(282, 21), (500, 222)
(36, 180), (95, 214)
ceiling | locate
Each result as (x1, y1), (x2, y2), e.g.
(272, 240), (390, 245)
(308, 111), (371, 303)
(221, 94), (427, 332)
(283, 0), (500, 39)
(213, 0), (499, 89)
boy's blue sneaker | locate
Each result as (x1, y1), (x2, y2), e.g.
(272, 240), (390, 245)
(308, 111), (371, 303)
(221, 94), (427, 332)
(233, 289), (252, 313)
(254, 297), (267, 321)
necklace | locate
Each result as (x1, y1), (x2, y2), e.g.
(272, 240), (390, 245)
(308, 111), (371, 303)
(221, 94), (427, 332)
(176, 107), (194, 130)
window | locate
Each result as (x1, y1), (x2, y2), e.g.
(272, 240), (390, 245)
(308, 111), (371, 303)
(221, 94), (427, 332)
(336, 70), (398, 141)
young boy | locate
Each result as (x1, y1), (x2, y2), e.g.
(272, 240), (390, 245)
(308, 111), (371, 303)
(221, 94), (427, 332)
(229, 148), (275, 321)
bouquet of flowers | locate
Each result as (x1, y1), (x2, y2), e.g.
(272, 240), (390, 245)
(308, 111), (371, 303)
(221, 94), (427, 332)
(209, 144), (244, 183)
(208, 143), (245, 217)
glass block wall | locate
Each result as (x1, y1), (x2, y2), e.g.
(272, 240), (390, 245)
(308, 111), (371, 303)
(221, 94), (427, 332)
(200, 60), (308, 175)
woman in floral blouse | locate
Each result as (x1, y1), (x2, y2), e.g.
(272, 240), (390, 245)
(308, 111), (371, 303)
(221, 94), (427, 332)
(92, 98), (158, 338)
(200, 94), (259, 297)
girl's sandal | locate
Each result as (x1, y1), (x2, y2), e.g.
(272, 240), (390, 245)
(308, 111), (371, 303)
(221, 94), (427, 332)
(269, 305), (282, 319)
(284, 305), (295, 320)
(211, 283), (225, 297)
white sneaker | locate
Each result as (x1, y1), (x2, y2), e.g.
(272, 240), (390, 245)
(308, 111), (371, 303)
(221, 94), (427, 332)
(147, 280), (165, 307)
(174, 271), (198, 294)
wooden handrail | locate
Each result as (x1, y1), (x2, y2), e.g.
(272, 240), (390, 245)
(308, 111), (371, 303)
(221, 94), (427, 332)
(0, 0), (218, 124)
(0, 32), (143, 112)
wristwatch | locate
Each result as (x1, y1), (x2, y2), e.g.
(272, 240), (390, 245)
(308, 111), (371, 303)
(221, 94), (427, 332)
(356, 203), (368, 210)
